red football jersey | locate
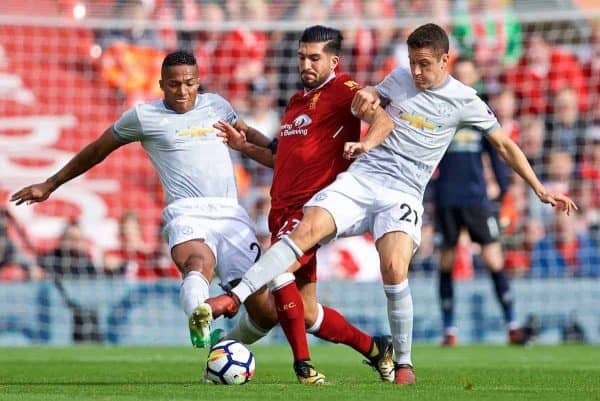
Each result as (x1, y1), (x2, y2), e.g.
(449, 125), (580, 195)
(270, 73), (361, 209)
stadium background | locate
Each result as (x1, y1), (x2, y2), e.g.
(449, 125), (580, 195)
(0, 0), (599, 346)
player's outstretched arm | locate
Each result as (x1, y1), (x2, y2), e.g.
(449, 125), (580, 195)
(486, 128), (578, 215)
(10, 127), (124, 205)
(214, 119), (275, 168)
(236, 118), (272, 148)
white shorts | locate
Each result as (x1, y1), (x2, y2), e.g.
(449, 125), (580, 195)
(305, 172), (423, 251)
(162, 198), (261, 284)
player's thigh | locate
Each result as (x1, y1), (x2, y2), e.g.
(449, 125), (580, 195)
(372, 189), (423, 251)
(304, 172), (371, 243)
(171, 239), (216, 279)
(288, 206), (337, 250)
(213, 207), (263, 284)
(270, 207), (321, 274)
(461, 204), (500, 245)
(163, 202), (223, 278)
(244, 286), (278, 329)
(435, 207), (461, 248)
(375, 231), (415, 284)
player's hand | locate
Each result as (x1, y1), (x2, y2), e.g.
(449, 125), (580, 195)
(536, 190), (578, 215)
(351, 87), (380, 117)
(343, 141), (370, 159)
(10, 181), (56, 205)
(214, 120), (247, 151)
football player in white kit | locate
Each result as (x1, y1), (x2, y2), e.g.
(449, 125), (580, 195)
(202, 24), (577, 384)
(10, 50), (278, 349)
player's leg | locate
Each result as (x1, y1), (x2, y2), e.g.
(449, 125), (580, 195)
(436, 207), (461, 346)
(171, 239), (216, 348)
(299, 276), (394, 382)
(224, 285), (277, 345)
(465, 205), (525, 344)
(439, 248), (457, 345)
(376, 231), (416, 385)
(268, 268), (325, 384)
(480, 241), (525, 343)
(205, 205), (337, 318)
(264, 210), (319, 382)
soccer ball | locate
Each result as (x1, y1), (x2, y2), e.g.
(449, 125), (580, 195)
(205, 340), (255, 385)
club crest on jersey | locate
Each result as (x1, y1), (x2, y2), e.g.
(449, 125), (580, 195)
(400, 112), (439, 132)
(309, 92), (321, 110)
(435, 102), (453, 118)
(314, 192), (327, 201)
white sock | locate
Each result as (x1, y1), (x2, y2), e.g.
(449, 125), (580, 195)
(306, 303), (324, 334)
(268, 272), (295, 291)
(180, 271), (210, 317)
(384, 281), (413, 366)
(232, 236), (303, 303)
(225, 311), (270, 344)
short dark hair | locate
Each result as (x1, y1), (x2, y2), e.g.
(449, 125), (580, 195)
(299, 25), (343, 54)
(407, 23), (449, 57)
(161, 50), (197, 71)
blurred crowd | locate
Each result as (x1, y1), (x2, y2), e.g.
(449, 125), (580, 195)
(2, 0), (600, 281)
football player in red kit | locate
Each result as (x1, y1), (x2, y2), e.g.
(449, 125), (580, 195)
(213, 25), (394, 384)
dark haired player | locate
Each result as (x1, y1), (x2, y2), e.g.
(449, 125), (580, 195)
(10, 50), (279, 350)
(201, 23), (577, 385)
(214, 25), (395, 384)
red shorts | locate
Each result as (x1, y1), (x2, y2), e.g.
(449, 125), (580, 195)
(269, 206), (319, 283)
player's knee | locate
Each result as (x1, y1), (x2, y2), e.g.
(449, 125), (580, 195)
(290, 220), (314, 242)
(179, 253), (213, 277)
(301, 295), (319, 326)
(380, 260), (410, 283)
(439, 249), (456, 272)
(481, 243), (503, 271)
(290, 220), (327, 250)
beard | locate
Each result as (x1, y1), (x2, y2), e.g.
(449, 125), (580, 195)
(301, 71), (324, 90)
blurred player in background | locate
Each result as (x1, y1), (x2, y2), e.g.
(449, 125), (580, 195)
(202, 23), (577, 385)
(434, 57), (528, 347)
(215, 25), (395, 384)
(10, 50), (278, 350)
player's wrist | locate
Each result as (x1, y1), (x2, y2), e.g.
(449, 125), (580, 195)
(45, 176), (61, 191)
(534, 186), (548, 200)
(360, 139), (375, 153)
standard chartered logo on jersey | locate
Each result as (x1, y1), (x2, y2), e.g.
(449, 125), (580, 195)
(281, 114), (312, 137)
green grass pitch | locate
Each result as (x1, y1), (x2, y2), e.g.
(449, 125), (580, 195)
(1, 344), (599, 401)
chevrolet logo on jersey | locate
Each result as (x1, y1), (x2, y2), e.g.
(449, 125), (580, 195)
(400, 112), (438, 131)
(177, 126), (214, 138)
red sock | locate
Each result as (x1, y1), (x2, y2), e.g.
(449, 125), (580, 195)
(272, 281), (310, 362)
(315, 306), (372, 356)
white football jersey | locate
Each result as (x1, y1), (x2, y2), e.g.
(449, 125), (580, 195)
(112, 93), (238, 204)
(349, 67), (500, 201)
